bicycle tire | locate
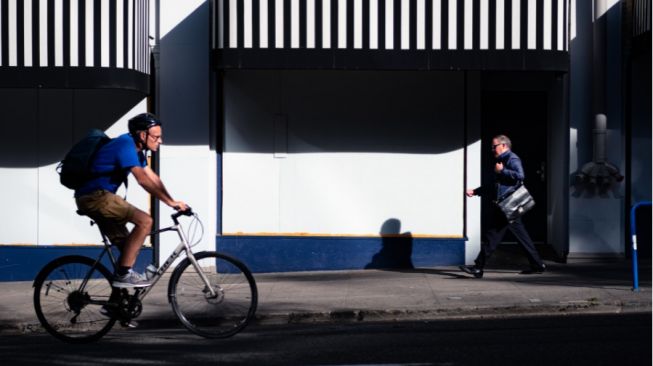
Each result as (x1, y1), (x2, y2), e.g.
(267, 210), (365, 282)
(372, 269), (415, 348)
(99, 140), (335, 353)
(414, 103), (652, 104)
(33, 255), (117, 343)
(169, 251), (258, 338)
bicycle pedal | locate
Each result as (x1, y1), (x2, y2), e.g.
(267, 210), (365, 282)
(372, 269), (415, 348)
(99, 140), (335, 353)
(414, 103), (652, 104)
(120, 320), (139, 328)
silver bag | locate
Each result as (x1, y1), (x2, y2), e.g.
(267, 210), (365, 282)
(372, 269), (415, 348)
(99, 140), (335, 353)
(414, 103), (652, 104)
(496, 184), (535, 223)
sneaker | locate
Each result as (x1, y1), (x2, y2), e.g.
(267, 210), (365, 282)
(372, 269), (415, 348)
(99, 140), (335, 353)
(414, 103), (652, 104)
(112, 269), (152, 288)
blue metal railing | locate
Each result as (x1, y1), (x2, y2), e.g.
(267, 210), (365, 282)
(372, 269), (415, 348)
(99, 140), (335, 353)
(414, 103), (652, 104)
(630, 201), (651, 292)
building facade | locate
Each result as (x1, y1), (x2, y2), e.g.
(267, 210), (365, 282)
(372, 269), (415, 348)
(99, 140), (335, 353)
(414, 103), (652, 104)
(0, 0), (650, 280)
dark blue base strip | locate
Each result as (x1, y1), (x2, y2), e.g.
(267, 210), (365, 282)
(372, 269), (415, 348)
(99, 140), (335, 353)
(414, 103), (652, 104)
(217, 236), (466, 273)
(0, 246), (153, 282)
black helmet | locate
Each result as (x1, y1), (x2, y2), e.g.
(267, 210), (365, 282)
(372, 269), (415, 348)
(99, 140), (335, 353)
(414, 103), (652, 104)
(128, 113), (161, 135)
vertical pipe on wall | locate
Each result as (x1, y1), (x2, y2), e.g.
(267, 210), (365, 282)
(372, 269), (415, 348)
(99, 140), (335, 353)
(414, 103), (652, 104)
(150, 0), (159, 266)
(593, 0), (607, 118)
(465, 70), (481, 264)
(623, 0), (632, 256)
(463, 70), (468, 238)
(215, 71), (224, 239)
(210, 0), (224, 238)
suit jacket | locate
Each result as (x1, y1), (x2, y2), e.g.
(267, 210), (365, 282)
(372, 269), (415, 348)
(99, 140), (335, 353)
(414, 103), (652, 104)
(473, 150), (525, 201)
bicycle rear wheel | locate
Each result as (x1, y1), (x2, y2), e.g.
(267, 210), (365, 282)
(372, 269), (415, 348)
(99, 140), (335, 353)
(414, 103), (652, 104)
(169, 251), (258, 338)
(33, 255), (116, 343)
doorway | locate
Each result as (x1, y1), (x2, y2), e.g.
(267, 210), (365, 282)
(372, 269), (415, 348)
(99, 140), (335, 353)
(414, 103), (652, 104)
(481, 91), (548, 244)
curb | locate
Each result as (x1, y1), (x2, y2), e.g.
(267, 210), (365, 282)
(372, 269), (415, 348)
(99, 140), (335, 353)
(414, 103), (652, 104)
(5, 302), (650, 336)
(254, 302), (652, 325)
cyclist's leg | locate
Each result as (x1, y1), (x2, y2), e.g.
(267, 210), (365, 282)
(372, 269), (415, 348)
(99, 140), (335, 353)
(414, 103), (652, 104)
(98, 204), (152, 288)
(77, 191), (151, 285)
(76, 190), (131, 249)
(120, 208), (152, 268)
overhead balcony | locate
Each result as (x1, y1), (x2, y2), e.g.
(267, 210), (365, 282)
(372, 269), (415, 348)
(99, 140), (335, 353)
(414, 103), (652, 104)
(212, 0), (570, 71)
(0, 0), (150, 92)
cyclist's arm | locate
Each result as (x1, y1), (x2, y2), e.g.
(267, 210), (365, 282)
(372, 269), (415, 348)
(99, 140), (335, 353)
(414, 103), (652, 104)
(130, 166), (187, 210)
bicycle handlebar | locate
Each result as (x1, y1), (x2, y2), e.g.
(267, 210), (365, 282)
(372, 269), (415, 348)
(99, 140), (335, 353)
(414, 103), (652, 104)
(172, 207), (194, 222)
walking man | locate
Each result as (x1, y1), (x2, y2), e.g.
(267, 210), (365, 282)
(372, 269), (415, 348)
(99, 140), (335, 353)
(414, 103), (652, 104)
(460, 134), (546, 278)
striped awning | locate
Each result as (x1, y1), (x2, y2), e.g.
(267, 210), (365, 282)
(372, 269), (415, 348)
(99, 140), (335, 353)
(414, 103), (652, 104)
(0, 0), (150, 92)
(213, 0), (569, 71)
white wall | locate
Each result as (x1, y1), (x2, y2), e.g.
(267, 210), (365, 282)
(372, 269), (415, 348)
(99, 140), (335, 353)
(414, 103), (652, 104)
(0, 89), (149, 246)
(223, 70), (466, 237)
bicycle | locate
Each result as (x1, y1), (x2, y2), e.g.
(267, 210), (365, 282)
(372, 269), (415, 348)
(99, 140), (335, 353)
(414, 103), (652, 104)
(33, 209), (258, 343)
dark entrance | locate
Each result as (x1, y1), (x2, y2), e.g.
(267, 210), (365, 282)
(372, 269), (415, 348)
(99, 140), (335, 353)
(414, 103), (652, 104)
(481, 91), (548, 244)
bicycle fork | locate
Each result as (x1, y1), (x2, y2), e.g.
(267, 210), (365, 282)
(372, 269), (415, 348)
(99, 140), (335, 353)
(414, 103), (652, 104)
(170, 221), (218, 299)
(145, 224), (219, 300)
(186, 251), (219, 299)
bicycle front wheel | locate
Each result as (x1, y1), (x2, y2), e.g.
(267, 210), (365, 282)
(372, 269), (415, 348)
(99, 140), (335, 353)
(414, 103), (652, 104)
(169, 251), (258, 338)
(33, 255), (116, 343)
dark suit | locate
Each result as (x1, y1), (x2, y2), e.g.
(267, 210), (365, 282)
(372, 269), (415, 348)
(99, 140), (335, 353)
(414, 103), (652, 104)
(473, 150), (544, 269)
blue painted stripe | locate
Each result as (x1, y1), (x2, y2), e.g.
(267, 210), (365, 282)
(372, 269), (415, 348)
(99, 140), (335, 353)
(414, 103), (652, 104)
(217, 235), (466, 273)
(0, 246), (153, 282)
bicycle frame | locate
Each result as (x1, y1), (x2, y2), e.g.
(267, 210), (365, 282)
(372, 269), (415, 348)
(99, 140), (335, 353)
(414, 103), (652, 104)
(139, 213), (217, 299)
(35, 208), (257, 342)
(85, 211), (217, 302)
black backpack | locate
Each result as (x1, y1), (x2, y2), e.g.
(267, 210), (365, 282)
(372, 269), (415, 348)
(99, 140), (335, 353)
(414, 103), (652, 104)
(57, 129), (111, 190)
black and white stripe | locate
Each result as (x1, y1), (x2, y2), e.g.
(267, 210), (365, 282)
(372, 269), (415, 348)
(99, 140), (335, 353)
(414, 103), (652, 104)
(0, 0), (150, 73)
(215, 0), (569, 52)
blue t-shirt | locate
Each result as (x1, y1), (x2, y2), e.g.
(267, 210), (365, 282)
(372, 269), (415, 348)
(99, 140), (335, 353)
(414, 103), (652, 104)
(75, 133), (147, 197)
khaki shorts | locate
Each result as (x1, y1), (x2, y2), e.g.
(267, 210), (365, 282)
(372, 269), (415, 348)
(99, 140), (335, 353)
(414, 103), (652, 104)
(76, 190), (137, 247)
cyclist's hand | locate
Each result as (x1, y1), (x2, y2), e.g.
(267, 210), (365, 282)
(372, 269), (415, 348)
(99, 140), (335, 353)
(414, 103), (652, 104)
(171, 201), (189, 212)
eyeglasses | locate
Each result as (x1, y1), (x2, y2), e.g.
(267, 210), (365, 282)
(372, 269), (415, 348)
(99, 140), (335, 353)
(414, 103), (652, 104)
(491, 143), (503, 150)
(149, 134), (162, 142)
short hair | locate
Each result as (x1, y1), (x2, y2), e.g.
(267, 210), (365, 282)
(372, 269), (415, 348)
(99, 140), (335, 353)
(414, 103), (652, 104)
(493, 134), (512, 149)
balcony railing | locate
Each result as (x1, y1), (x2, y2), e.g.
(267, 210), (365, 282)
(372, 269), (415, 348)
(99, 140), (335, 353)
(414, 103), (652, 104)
(213, 0), (570, 71)
(0, 0), (150, 91)
(633, 0), (651, 37)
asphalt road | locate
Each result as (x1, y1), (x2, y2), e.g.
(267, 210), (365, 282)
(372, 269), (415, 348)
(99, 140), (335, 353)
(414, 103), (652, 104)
(1, 313), (650, 366)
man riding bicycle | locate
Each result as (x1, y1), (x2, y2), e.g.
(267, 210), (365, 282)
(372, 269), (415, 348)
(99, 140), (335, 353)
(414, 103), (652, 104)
(75, 113), (188, 288)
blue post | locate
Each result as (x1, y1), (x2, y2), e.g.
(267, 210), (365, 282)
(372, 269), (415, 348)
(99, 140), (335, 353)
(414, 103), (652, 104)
(630, 201), (652, 292)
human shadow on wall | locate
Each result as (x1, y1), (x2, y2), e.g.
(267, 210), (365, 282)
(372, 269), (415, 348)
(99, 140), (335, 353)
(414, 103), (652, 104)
(365, 218), (414, 270)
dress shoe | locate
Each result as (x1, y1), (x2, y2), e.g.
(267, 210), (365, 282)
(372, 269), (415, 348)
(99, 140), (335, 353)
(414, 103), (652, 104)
(459, 265), (484, 278)
(520, 263), (546, 275)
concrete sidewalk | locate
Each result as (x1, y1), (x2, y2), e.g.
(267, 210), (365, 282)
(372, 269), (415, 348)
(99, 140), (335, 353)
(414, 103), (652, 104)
(1, 257), (651, 334)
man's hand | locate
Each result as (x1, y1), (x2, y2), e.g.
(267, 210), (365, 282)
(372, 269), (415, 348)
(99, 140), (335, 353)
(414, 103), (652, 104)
(171, 201), (189, 212)
(495, 162), (504, 173)
(466, 189), (476, 197)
